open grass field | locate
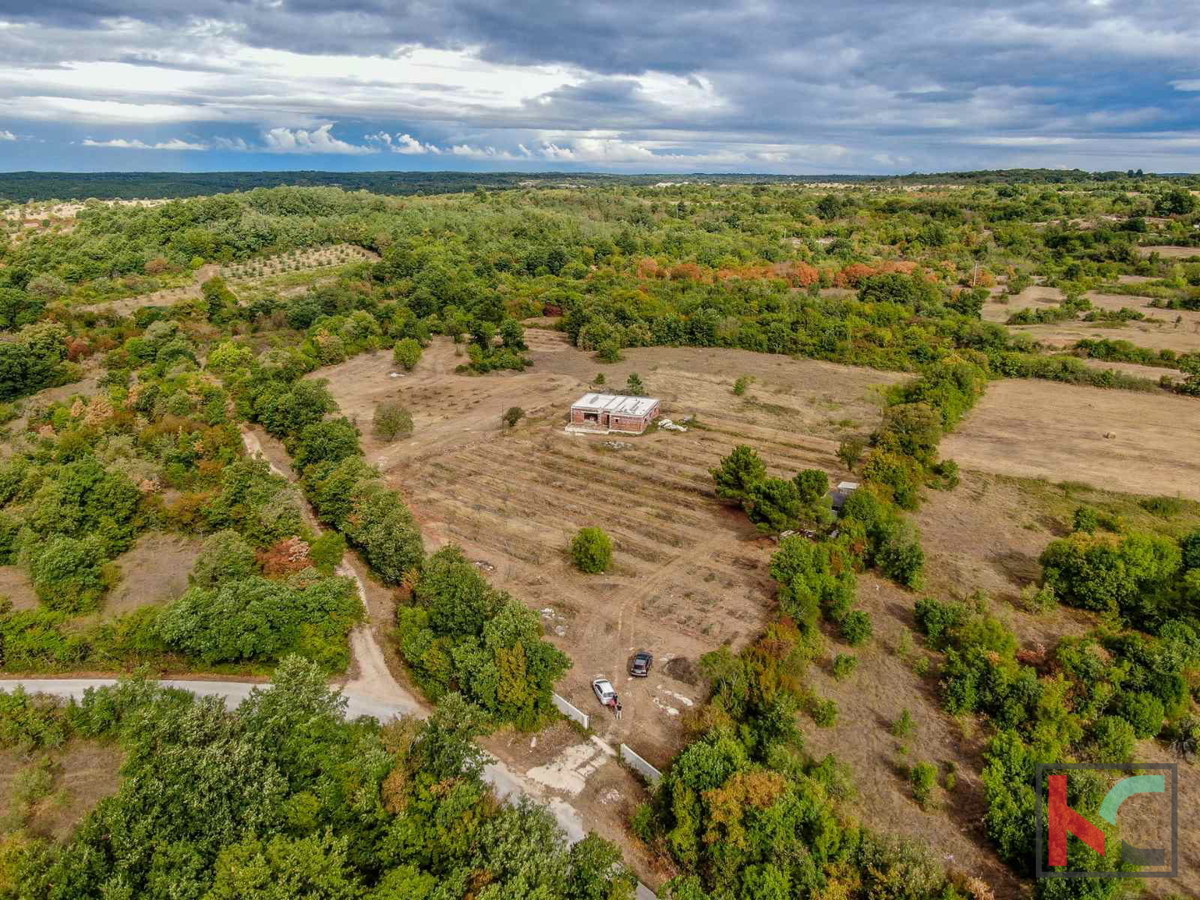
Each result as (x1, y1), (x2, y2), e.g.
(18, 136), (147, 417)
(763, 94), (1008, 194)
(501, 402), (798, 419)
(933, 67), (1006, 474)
(940, 378), (1200, 500)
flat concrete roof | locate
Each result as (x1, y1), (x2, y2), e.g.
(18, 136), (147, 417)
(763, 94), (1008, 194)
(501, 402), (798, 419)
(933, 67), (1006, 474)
(571, 393), (660, 417)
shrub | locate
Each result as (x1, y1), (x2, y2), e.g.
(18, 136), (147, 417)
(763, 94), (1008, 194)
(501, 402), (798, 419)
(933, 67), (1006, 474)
(913, 597), (967, 649)
(291, 417), (361, 470)
(893, 709), (915, 738)
(596, 341), (622, 363)
(1040, 531), (1180, 613)
(860, 450), (922, 511)
(27, 535), (109, 613)
(909, 762), (938, 808)
(810, 697), (838, 727)
(190, 529), (259, 588)
(625, 373), (646, 396)
(501, 407), (525, 428)
(1073, 506), (1099, 533)
(839, 609), (873, 646)
(1018, 583), (1057, 614)
(877, 536), (925, 589)
(570, 527), (613, 574)
(1089, 715), (1136, 763)
(928, 458), (959, 491)
(832, 653), (858, 681)
(0, 689), (70, 750)
(875, 402), (943, 465)
(732, 375), (754, 396)
(393, 338), (422, 371)
(157, 573), (361, 668)
(373, 402), (414, 441)
(856, 834), (948, 900)
(1139, 495), (1186, 518)
(309, 532), (345, 574)
(770, 536), (856, 634)
(1116, 692), (1165, 739)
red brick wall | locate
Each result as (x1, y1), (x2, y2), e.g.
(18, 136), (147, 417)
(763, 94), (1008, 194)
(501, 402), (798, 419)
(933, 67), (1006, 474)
(610, 416), (647, 433)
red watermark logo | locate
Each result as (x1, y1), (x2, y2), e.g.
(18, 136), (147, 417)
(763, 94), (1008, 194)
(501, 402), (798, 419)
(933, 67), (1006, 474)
(1036, 763), (1178, 879)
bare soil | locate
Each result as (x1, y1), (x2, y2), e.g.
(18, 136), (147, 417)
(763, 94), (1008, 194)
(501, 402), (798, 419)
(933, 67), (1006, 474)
(941, 379), (1200, 500)
(984, 285), (1200, 354)
(1137, 245), (1200, 259)
(0, 566), (38, 611)
(317, 335), (902, 764)
(802, 573), (1026, 899)
(101, 531), (203, 617)
(0, 740), (123, 842)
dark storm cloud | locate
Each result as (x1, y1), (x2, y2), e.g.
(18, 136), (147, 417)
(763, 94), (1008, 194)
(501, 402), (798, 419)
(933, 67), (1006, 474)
(0, 0), (1198, 171)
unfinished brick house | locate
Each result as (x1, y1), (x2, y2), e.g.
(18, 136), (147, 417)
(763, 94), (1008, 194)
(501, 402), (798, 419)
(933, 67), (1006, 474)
(567, 393), (661, 434)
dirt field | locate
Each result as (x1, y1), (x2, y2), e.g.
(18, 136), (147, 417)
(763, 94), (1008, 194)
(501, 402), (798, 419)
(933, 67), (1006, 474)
(316, 333), (902, 763)
(0, 566), (38, 611)
(941, 379), (1200, 500)
(305, 331), (1200, 895)
(0, 740), (123, 842)
(1137, 245), (1200, 259)
(803, 570), (1026, 898)
(984, 285), (1200, 354)
(101, 531), (203, 617)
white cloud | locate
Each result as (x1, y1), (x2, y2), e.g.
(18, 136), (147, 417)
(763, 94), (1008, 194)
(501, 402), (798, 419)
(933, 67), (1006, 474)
(0, 130), (15, 141)
(2, 97), (216, 125)
(81, 136), (207, 150)
(214, 136), (251, 152)
(449, 143), (529, 160)
(365, 132), (441, 154)
(262, 123), (376, 155)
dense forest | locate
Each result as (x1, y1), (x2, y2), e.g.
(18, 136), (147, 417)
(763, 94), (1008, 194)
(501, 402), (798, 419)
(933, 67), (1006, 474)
(0, 660), (638, 899)
(0, 168), (1197, 202)
(0, 177), (1198, 899)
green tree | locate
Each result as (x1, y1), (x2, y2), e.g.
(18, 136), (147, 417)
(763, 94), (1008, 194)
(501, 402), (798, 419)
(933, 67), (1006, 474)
(292, 417), (362, 470)
(744, 478), (803, 535)
(27, 535), (108, 613)
(499, 318), (527, 350)
(374, 402), (414, 440)
(207, 832), (362, 900)
(570, 527), (613, 574)
(393, 338), (423, 371)
(792, 469), (828, 505)
(837, 436), (866, 471)
(909, 762), (937, 808)
(710, 445), (766, 505)
(190, 529), (259, 588)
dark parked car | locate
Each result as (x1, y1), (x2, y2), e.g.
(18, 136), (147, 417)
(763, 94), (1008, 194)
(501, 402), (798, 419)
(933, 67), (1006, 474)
(629, 650), (653, 677)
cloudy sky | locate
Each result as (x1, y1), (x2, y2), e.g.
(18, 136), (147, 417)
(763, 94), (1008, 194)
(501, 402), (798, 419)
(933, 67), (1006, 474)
(0, 0), (1198, 174)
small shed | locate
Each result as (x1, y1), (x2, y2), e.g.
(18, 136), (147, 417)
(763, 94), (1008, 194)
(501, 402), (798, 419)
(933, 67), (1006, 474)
(568, 393), (661, 435)
(830, 481), (860, 512)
